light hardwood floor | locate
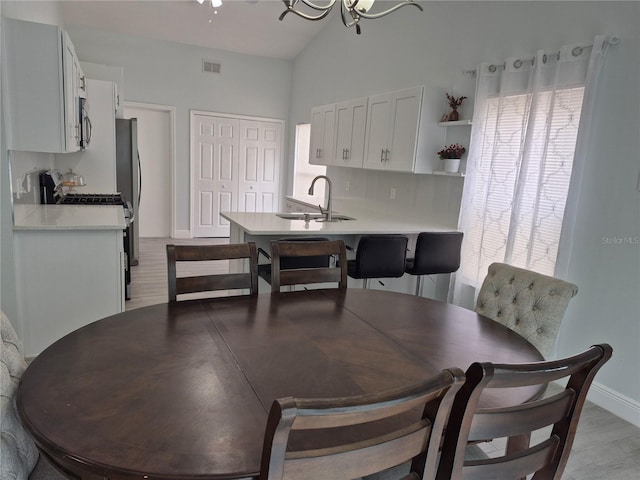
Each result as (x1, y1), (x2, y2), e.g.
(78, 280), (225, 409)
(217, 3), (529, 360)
(129, 237), (640, 479)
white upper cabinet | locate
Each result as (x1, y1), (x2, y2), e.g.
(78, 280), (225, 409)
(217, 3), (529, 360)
(334, 97), (368, 168)
(309, 104), (336, 166)
(309, 86), (445, 174)
(363, 86), (444, 173)
(3, 18), (85, 153)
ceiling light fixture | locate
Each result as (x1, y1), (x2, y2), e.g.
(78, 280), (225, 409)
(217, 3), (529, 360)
(197, 0), (223, 8)
(279, 0), (423, 35)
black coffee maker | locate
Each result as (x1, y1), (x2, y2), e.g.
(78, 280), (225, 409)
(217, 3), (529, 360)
(38, 171), (61, 204)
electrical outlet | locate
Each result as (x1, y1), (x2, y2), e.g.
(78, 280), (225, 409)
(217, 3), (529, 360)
(345, 180), (351, 192)
(390, 187), (397, 200)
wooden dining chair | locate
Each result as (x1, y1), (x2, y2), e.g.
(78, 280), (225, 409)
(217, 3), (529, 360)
(259, 368), (465, 480)
(270, 239), (347, 292)
(258, 237), (331, 286)
(435, 344), (612, 480)
(475, 263), (578, 359)
(166, 242), (258, 301)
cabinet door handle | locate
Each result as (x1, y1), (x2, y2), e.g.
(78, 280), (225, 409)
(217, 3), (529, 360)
(345, 148), (350, 160)
(385, 149), (390, 161)
(380, 149), (385, 162)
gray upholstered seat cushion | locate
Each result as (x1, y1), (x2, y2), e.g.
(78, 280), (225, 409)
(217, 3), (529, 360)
(475, 263), (578, 359)
(1, 311), (39, 480)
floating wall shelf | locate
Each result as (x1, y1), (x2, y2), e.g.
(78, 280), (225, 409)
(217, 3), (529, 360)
(438, 120), (472, 127)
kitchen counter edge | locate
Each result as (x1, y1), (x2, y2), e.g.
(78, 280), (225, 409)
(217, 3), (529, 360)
(13, 204), (126, 231)
(221, 211), (456, 236)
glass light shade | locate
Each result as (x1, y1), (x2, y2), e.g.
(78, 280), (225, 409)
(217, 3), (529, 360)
(211, 0), (222, 7)
(346, 0), (375, 13)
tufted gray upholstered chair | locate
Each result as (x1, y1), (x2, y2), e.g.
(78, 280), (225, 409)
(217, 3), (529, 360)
(475, 263), (578, 359)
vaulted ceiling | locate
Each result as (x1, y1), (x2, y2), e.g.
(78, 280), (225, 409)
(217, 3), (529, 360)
(59, 0), (334, 60)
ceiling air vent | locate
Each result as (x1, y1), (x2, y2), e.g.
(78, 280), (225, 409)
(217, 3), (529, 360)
(202, 60), (222, 74)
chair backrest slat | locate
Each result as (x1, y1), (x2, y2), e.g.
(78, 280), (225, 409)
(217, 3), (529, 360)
(282, 422), (431, 480)
(260, 369), (465, 480)
(167, 243), (258, 301)
(270, 240), (347, 292)
(469, 390), (574, 441)
(463, 436), (560, 480)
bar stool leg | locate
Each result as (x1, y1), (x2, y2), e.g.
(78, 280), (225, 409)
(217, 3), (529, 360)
(415, 276), (423, 297)
(363, 278), (369, 289)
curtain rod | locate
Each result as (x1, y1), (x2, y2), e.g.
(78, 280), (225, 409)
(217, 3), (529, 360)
(462, 36), (620, 77)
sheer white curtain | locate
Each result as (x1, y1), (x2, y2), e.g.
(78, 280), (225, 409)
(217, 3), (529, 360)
(451, 35), (615, 308)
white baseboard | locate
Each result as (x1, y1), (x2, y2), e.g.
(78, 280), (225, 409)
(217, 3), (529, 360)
(587, 381), (640, 428)
(173, 229), (192, 239)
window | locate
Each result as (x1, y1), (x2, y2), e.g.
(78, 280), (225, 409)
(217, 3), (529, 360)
(292, 124), (325, 198)
(463, 86), (585, 282)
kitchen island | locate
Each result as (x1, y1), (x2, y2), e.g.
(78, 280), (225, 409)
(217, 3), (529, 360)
(13, 204), (126, 356)
(222, 209), (455, 239)
(222, 206), (457, 295)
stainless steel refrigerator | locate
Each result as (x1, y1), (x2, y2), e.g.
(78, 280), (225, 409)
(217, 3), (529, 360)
(115, 118), (141, 266)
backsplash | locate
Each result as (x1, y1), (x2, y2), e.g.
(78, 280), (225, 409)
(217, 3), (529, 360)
(328, 166), (463, 229)
(9, 151), (56, 205)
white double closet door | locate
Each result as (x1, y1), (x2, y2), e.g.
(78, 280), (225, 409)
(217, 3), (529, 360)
(191, 112), (282, 237)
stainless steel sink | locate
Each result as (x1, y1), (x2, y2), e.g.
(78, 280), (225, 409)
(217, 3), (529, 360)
(276, 212), (355, 222)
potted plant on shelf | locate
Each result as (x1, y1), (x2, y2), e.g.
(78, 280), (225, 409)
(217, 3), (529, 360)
(445, 93), (467, 121)
(437, 143), (466, 173)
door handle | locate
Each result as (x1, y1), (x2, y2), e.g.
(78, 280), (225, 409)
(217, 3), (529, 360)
(385, 149), (390, 161)
(380, 149), (385, 162)
(345, 148), (350, 160)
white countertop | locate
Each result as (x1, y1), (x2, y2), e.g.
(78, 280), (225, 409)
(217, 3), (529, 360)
(221, 209), (455, 236)
(13, 204), (126, 231)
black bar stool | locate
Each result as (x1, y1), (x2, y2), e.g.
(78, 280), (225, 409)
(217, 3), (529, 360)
(405, 232), (463, 296)
(347, 235), (408, 289)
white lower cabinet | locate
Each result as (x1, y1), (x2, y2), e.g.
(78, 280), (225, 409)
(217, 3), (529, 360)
(14, 229), (125, 356)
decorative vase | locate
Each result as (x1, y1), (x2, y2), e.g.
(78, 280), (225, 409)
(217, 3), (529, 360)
(447, 109), (459, 122)
(443, 158), (461, 173)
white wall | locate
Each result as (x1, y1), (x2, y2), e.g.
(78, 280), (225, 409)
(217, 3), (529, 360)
(288, 2), (640, 422)
(64, 26), (293, 235)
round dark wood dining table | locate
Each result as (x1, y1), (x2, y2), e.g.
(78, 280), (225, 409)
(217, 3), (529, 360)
(18, 289), (543, 480)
